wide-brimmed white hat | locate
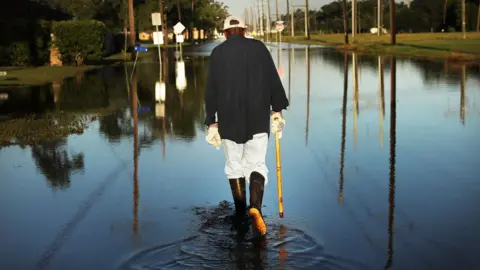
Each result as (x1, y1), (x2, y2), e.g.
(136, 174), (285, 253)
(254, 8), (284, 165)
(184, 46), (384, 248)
(223, 15), (247, 30)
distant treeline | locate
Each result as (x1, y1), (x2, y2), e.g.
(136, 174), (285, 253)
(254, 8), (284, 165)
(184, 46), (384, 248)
(279, 0), (480, 34)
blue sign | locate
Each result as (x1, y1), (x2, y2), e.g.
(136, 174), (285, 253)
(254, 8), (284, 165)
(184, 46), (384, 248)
(137, 106), (151, 114)
(134, 45), (149, 53)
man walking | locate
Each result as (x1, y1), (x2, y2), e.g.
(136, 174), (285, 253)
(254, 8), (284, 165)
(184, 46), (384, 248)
(204, 16), (289, 237)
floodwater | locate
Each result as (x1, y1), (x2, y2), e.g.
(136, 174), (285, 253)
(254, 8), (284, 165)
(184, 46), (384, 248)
(1, 41), (479, 270)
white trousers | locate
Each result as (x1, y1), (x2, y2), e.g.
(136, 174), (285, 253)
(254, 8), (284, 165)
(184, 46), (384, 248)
(222, 133), (269, 186)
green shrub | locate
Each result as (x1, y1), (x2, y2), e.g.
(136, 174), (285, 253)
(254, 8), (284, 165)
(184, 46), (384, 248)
(52, 20), (107, 66)
(8, 42), (30, 66)
(0, 19), (51, 66)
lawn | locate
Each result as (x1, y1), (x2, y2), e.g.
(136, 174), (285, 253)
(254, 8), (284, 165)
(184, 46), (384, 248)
(0, 42), (191, 87)
(0, 66), (103, 87)
(280, 32), (480, 60)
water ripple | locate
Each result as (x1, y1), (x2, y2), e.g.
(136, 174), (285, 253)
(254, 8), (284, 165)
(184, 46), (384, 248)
(119, 201), (368, 270)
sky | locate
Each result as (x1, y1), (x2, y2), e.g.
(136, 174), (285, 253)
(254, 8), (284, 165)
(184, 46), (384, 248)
(222, 0), (405, 17)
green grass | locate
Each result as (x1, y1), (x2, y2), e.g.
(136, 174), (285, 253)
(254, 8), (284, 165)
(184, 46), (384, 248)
(0, 42), (194, 87)
(0, 65), (105, 87)
(279, 32), (480, 61)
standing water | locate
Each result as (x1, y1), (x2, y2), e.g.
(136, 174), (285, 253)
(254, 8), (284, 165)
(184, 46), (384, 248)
(0, 42), (479, 270)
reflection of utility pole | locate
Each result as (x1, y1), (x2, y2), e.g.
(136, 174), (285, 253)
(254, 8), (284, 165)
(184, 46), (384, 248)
(378, 56), (385, 149)
(127, 0), (136, 60)
(460, 64), (466, 124)
(352, 53), (359, 151)
(288, 46), (292, 102)
(385, 56), (397, 270)
(339, 53), (349, 206)
(131, 69), (139, 235)
(305, 47), (310, 145)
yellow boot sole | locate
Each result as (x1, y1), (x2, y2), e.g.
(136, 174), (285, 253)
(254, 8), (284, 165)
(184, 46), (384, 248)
(249, 208), (267, 236)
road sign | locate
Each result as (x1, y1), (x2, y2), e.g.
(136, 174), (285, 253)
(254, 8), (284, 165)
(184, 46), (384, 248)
(276, 21), (284, 32)
(176, 34), (184, 43)
(151, 13), (162, 26)
(153, 31), (164, 45)
(134, 45), (148, 52)
(173, 22), (186, 35)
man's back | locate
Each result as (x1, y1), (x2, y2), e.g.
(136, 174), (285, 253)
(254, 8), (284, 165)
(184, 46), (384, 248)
(204, 35), (289, 144)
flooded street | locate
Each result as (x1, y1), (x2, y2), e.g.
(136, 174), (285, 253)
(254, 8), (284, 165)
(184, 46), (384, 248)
(1, 41), (479, 270)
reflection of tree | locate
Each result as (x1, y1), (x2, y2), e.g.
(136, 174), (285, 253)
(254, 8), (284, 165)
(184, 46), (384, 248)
(99, 109), (133, 143)
(56, 67), (127, 112)
(31, 140), (84, 190)
(314, 49), (480, 86)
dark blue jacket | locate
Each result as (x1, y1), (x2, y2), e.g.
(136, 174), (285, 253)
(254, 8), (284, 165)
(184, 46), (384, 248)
(204, 35), (289, 144)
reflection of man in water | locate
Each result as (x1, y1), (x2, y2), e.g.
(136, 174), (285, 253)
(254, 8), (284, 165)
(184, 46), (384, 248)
(204, 16), (289, 236)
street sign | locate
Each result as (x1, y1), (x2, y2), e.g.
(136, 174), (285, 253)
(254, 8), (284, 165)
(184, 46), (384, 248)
(276, 21), (284, 32)
(134, 45), (148, 52)
(173, 22), (186, 35)
(153, 31), (164, 45)
(176, 34), (184, 43)
(151, 13), (162, 26)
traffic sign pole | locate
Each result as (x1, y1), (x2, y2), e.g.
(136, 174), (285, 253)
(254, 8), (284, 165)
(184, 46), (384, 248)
(152, 12), (163, 82)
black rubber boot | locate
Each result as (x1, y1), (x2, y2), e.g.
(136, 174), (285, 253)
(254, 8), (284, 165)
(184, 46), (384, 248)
(249, 172), (266, 236)
(229, 178), (247, 218)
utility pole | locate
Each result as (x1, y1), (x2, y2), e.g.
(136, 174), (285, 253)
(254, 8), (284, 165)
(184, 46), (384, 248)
(276, 0), (280, 21)
(477, 4), (480, 32)
(343, 0), (349, 44)
(267, 0), (272, 41)
(286, 0), (290, 34)
(461, 0), (466, 39)
(128, 0), (135, 60)
(252, 6), (257, 34)
(291, 2), (294, 37)
(177, 0), (181, 21)
(191, 0), (195, 43)
(275, 0), (280, 42)
(160, 0), (167, 47)
(258, 0), (264, 36)
(389, 0), (396, 44)
(305, 0), (310, 40)
(352, 0), (357, 40)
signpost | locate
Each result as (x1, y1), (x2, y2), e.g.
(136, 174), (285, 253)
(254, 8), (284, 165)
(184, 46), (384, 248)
(151, 12), (163, 80)
(173, 22), (186, 57)
(276, 21), (284, 44)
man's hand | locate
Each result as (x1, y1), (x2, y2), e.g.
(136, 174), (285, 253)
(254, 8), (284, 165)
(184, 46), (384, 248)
(206, 123), (221, 150)
(271, 112), (285, 139)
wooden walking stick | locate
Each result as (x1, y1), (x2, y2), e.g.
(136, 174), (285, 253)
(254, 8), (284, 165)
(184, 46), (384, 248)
(275, 131), (284, 218)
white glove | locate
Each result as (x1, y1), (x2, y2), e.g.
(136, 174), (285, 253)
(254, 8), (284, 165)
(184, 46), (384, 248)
(206, 125), (221, 150)
(271, 112), (285, 139)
